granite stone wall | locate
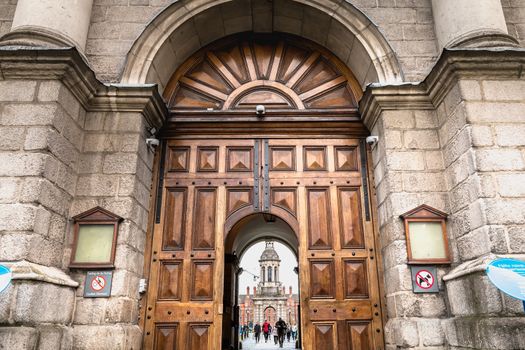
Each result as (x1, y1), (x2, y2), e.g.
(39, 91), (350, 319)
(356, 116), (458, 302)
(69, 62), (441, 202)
(369, 107), (449, 349)
(69, 109), (154, 349)
(503, 0), (525, 47)
(85, 0), (437, 83)
(0, 79), (84, 349)
(0, 0), (523, 85)
(439, 78), (525, 350)
(0, 50), (164, 348)
(0, 0), (16, 38)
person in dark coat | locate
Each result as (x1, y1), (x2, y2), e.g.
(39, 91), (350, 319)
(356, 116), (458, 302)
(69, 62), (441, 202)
(275, 317), (288, 348)
(254, 323), (261, 343)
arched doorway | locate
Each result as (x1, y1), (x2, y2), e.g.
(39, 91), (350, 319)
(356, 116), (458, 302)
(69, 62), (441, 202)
(264, 307), (277, 325)
(142, 33), (385, 349)
(223, 212), (301, 349)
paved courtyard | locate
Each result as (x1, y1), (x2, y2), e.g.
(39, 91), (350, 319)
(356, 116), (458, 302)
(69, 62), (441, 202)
(241, 337), (297, 349)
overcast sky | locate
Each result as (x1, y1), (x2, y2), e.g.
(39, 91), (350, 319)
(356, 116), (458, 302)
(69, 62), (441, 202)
(238, 241), (299, 295)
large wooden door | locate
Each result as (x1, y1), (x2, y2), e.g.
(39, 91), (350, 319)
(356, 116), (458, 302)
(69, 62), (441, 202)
(265, 137), (384, 349)
(142, 136), (384, 349)
(142, 33), (384, 350)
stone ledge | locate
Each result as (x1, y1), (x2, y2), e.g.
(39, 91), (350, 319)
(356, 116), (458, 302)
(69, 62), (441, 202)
(2, 260), (78, 287)
(443, 316), (525, 350)
(443, 253), (525, 282)
(360, 48), (525, 130)
(0, 46), (167, 129)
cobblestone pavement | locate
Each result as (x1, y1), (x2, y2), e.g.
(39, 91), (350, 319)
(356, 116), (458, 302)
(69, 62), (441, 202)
(241, 337), (297, 349)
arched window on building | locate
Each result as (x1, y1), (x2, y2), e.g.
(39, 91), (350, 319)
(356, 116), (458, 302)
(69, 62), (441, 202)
(261, 266), (265, 282)
(268, 266), (272, 282)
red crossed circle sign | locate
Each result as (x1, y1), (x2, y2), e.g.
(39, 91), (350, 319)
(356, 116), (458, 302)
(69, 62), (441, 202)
(90, 275), (106, 291)
(415, 269), (434, 289)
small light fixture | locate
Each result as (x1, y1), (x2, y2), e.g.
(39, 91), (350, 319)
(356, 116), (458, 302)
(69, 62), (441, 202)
(400, 204), (450, 264)
(69, 207), (122, 269)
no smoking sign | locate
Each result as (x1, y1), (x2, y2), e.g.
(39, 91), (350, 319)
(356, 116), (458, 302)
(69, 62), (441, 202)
(84, 271), (113, 298)
(411, 266), (439, 293)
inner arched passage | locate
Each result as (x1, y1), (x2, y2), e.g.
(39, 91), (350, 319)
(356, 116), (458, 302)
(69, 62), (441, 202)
(121, 0), (403, 93)
(223, 213), (300, 350)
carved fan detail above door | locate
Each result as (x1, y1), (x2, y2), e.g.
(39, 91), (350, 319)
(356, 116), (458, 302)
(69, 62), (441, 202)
(165, 34), (362, 112)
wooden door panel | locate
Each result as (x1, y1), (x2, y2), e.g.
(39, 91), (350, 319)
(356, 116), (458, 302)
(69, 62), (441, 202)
(192, 188), (217, 250)
(163, 188), (187, 250)
(158, 261), (183, 300)
(154, 324), (178, 350)
(187, 324), (210, 349)
(226, 147), (253, 172)
(334, 146), (359, 171)
(346, 322), (373, 350)
(307, 188), (333, 249)
(269, 146), (296, 171)
(226, 187), (253, 216)
(310, 259), (335, 298)
(271, 188), (297, 216)
(343, 259), (368, 298)
(167, 147), (189, 172)
(196, 147), (219, 172)
(304, 146), (327, 171)
(313, 323), (336, 350)
(338, 187), (364, 248)
(191, 260), (214, 300)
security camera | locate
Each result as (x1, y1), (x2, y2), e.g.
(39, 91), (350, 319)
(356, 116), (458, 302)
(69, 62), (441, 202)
(146, 138), (160, 147)
(365, 136), (379, 146)
(255, 104), (265, 116)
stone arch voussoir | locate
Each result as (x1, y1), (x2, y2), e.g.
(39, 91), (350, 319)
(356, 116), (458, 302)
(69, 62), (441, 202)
(121, 0), (404, 94)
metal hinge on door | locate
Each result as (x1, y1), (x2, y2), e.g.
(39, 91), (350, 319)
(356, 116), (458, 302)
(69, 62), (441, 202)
(262, 139), (270, 212)
(254, 140), (260, 211)
(254, 139), (270, 212)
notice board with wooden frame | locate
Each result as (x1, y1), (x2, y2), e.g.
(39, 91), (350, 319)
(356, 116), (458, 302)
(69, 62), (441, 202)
(400, 204), (451, 265)
(69, 206), (122, 269)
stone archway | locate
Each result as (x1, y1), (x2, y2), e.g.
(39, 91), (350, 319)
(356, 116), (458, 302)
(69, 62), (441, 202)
(121, 0), (403, 92)
(140, 23), (385, 350)
(224, 212), (300, 349)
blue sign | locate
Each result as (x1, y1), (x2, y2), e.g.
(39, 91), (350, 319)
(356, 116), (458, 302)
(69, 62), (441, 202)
(486, 258), (525, 301)
(0, 265), (12, 293)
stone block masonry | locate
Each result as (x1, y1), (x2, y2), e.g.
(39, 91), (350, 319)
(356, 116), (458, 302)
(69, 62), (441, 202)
(82, 0), (437, 83)
(361, 48), (525, 350)
(368, 107), (449, 349)
(438, 77), (525, 349)
(0, 48), (166, 350)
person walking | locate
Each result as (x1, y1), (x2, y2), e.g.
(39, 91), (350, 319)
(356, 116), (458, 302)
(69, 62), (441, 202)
(254, 323), (261, 343)
(273, 326), (279, 345)
(275, 317), (288, 348)
(262, 320), (270, 342)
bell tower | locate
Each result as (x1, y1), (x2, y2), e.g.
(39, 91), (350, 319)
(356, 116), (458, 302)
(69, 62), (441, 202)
(258, 241), (283, 296)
